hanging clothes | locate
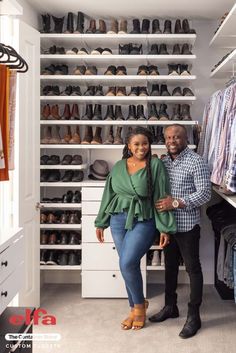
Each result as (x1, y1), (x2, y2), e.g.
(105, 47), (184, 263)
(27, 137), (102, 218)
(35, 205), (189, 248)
(8, 70), (17, 170)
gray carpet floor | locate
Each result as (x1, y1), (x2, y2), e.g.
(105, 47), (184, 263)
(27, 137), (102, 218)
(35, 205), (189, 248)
(34, 284), (236, 353)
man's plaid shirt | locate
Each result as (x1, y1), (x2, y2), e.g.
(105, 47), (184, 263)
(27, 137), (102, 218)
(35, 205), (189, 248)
(163, 147), (211, 232)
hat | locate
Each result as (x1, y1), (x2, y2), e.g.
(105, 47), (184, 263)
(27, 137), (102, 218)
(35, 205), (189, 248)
(88, 160), (109, 180)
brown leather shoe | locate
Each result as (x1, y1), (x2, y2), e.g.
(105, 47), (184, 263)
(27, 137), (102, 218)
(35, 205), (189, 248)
(40, 213), (48, 223)
(40, 231), (48, 244)
(107, 19), (118, 34)
(70, 103), (80, 120)
(61, 104), (71, 120)
(106, 87), (116, 96)
(49, 104), (61, 120)
(61, 126), (72, 144)
(48, 213), (57, 224)
(116, 87), (126, 96)
(69, 126), (81, 144)
(48, 232), (57, 244)
(41, 104), (50, 120)
(81, 126), (93, 144)
(119, 19), (127, 34)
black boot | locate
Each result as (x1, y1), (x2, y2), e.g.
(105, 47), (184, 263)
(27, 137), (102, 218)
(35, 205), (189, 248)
(156, 126), (165, 144)
(159, 43), (169, 55)
(149, 304), (179, 322)
(131, 19), (141, 34)
(93, 104), (102, 120)
(172, 104), (181, 120)
(181, 43), (192, 55)
(149, 44), (159, 55)
(179, 64), (191, 76)
(52, 16), (64, 33)
(115, 105), (124, 120)
(41, 14), (51, 33)
(81, 104), (93, 120)
(172, 86), (182, 96)
(160, 84), (170, 96)
(137, 105), (146, 120)
(179, 306), (201, 339)
(164, 20), (172, 34)
(127, 105), (136, 120)
(150, 84), (160, 96)
(174, 19), (184, 33)
(104, 105), (115, 120)
(168, 64), (179, 75)
(142, 19), (150, 34)
(75, 12), (84, 33)
(172, 44), (181, 55)
(181, 104), (192, 120)
(152, 19), (162, 34)
(65, 12), (74, 33)
(148, 103), (159, 120)
(182, 19), (196, 34)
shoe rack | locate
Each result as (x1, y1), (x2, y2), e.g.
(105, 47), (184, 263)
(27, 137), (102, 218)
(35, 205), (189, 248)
(40, 20), (197, 294)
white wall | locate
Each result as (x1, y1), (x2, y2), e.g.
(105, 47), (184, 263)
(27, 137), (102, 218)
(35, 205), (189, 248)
(16, 0), (38, 27)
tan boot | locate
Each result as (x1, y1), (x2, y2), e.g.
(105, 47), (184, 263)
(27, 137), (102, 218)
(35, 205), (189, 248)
(91, 127), (102, 144)
(119, 19), (127, 34)
(61, 126), (72, 144)
(69, 126), (81, 144)
(41, 104), (50, 120)
(96, 19), (106, 34)
(116, 87), (126, 96)
(103, 126), (114, 144)
(41, 126), (52, 144)
(114, 126), (123, 144)
(107, 19), (118, 34)
(86, 19), (96, 33)
(49, 104), (61, 120)
(81, 126), (93, 144)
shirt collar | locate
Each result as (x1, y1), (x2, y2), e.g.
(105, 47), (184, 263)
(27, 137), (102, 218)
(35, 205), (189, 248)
(166, 146), (189, 163)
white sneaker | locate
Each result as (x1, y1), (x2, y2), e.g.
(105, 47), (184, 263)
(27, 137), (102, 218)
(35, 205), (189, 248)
(152, 250), (160, 266)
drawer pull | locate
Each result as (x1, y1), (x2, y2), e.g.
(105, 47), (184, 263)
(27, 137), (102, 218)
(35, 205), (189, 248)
(1, 261), (8, 267)
(112, 246), (116, 250)
(112, 274), (116, 278)
(1, 291), (8, 297)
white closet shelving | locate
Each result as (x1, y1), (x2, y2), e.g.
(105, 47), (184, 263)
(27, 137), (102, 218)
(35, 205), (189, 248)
(213, 186), (236, 208)
(210, 48), (236, 78)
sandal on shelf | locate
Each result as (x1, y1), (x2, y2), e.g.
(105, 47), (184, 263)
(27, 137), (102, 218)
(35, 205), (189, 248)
(121, 308), (134, 330)
(132, 300), (149, 330)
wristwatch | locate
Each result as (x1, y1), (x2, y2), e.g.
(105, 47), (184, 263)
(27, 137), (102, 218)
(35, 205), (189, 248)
(172, 199), (179, 209)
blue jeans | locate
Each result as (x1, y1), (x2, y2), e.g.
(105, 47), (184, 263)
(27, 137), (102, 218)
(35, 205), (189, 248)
(110, 212), (157, 306)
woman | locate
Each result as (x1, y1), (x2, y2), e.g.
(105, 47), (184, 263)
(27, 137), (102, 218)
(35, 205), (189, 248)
(95, 127), (176, 330)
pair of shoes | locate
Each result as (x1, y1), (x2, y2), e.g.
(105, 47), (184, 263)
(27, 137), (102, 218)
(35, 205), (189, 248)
(102, 126), (123, 144)
(174, 19), (196, 34)
(130, 18), (151, 34)
(40, 154), (60, 165)
(41, 104), (61, 120)
(103, 105), (124, 120)
(60, 86), (82, 96)
(107, 19), (127, 34)
(91, 47), (112, 55)
(148, 104), (169, 121)
(106, 87), (126, 96)
(40, 250), (81, 266)
(42, 85), (60, 96)
(61, 170), (84, 182)
(172, 87), (194, 96)
(86, 19), (106, 34)
(62, 190), (81, 203)
(81, 104), (102, 120)
(129, 87), (148, 96)
(41, 14), (64, 34)
(84, 86), (104, 96)
(119, 43), (142, 55)
(42, 45), (65, 54)
(104, 65), (127, 75)
(149, 43), (169, 55)
(171, 104), (192, 121)
(168, 64), (191, 76)
(121, 300), (149, 330)
(149, 84), (170, 96)
(126, 105), (146, 120)
(40, 170), (61, 182)
(61, 155), (83, 165)
(42, 64), (68, 75)
(40, 231), (81, 245)
(137, 65), (159, 75)
(73, 65), (97, 75)
(151, 250), (164, 266)
(61, 104), (80, 120)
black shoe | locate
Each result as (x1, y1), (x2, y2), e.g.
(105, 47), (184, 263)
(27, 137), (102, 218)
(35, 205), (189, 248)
(52, 15), (64, 33)
(58, 252), (68, 265)
(47, 170), (61, 182)
(149, 44), (159, 55)
(41, 14), (51, 33)
(65, 12), (74, 33)
(61, 170), (74, 182)
(46, 251), (58, 265)
(72, 190), (81, 203)
(40, 155), (50, 165)
(47, 155), (60, 165)
(130, 19), (141, 34)
(68, 251), (81, 265)
(72, 170), (84, 182)
(149, 305), (179, 322)
(119, 44), (130, 55)
(152, 19), (162, 34)
(75, 11), (84, 33)
(179, 311), (201, 339)
(141, 19), (150, 34)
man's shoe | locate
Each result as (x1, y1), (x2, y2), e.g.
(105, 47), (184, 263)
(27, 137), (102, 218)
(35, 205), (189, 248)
(179, 313), (201, 339)
(149, 305), (179, 322)
(130, 18), (141, 34)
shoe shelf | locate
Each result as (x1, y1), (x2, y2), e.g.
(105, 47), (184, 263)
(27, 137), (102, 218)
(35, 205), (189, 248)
(210, 3), (236, 47)
(40, 75), (197, 85)
(40, 33), (197, 46)
(40, 203), (81, 209)
(150, 245), (163, 250)
(40, 120), (198, 126)
(147, 265), (185, 271)
(40, 164), (87, 169)
(213, 186), (236, 208)
(40, 144), (196, 150)
(40, 54), (196, 66)
(40, 96), (196, 104)
(210, 48), (236, 78)
(40, 245), (82, 250)
(40, 181), (106, 187)
(40, 265), (81, 270)
(40, 224), (82, 229)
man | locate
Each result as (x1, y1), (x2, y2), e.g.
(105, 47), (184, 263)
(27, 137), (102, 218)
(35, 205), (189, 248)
(149, 124), (211, 338)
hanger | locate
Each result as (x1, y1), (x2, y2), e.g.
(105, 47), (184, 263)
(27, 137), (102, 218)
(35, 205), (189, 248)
(225, 62), (236, 87)
(0, 43), (28, 73)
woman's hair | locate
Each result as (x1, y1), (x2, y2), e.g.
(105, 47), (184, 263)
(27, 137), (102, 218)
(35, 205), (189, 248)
(122, 127), (153, 200)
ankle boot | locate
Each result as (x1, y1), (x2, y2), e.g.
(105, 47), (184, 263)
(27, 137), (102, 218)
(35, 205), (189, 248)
(107, 19), (118, 34)
(41, 104), (50, 120)
(65, 12), (74, 33)
(81, 126), (93, 144)
(115, 105), (124, 120)
(116, 66), (127, 75)
(86, 19), (96, 33)
(168, 64), (179, 75)
(104, 105), (115, 120)
(137, 105), (146, 120)
(69, 126), (81, 144)
(129, 87), (139, 96)
(91, 127), (102, 144)
(164, 20), (172, 34)
(148, 103), (159, 120)
(93, 104), (102, 120)
(181, 104), (191, 120)
(174, 19), (184, 34)
(104, 65), (116, 75)
(179, 306), (201, 339)
(156, 127), (165, 144)
(61, 126), (72, 144)
(172, 87), (182, 96)
(172, 104), (181, 120)
(84, 86), (96, 96)
(41, 14), (51, 33)
(181, 43), (192, 55)
(95, 85), (104, 96)
(148, 65), (159, 75)
(75, 12), (84, 33)
(182, 19), (196, 34)
(142, 19), (150, 34)
(103, 126), (114, 144)
(71, 104), (80, 120)
(114, 126), (123, 144)
(159, 43), (169, 55)
(183, 87), (194, 96)
(179, 64), (191, 76)
(106, 87), (116, 96)
(52, 16), (64, 33)
(159, 104), (169, 120)
(139, 87), (148, 96)
(51, 125), (62, 143)
(96, 19), (106, 34)
(131, 19), (141, 34)
(152, 19), (162, 34)
(173, 44), (181, 55)
(150, 84), (160, 96)
(81, 104), (93, 120)
(149, 44), (159, 55)
(116, 87), (126, 96)
(61, 104), (71, 120)
(50, 104), (61, 120)
(41, 126), (52, 144)
(127, 105), (136, 120)
(119, 19), (127, 34)
(160, 84), (170, 96)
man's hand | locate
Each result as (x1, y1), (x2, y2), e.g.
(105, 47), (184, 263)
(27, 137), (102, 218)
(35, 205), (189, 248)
(96, 228), (104, 243)
(155, 195), (174, 212)
(159, 233), (170, 248)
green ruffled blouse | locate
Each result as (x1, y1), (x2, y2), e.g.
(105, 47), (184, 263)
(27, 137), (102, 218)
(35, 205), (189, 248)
(94, 158), (177, 234)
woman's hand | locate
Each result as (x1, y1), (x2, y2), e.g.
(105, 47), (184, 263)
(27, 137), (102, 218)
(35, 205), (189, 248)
(96, 228), (104, 243)
(159, 232), (170, 248)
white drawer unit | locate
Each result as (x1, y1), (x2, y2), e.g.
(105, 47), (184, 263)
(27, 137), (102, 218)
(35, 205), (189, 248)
(82, 270), (146, 298)
(82, 187), (104, 201)
(82, 201), (100, 215)
(82, 215), (113, 243)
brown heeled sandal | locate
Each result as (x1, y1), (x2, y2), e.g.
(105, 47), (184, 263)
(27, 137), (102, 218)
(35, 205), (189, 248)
(132, 300), (149, 330)
(121, 308), (134, 330)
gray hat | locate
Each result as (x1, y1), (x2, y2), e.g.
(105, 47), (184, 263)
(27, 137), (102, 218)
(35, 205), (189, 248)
(88, 160), (109, 180)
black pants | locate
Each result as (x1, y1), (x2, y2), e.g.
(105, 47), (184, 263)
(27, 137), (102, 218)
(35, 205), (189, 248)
(164, 224), (203, 309)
